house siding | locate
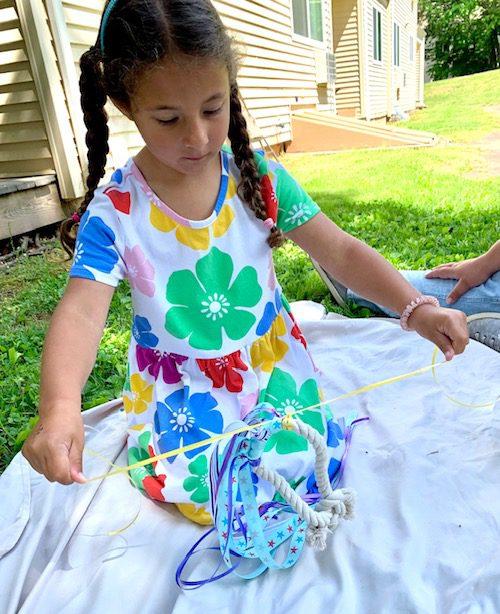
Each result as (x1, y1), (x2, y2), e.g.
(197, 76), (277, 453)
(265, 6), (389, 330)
(332, 0), (361, 116)
(0, 0), (55, 178)
(61, 0), (334, 167)
(364, 0), (388, 119)
(390, 0), (419, 112)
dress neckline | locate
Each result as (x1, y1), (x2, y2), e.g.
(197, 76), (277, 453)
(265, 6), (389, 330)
(129, 150), (229, 229)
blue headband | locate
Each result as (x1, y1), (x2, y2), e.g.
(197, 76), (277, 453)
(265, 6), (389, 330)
(99, 0), (120, 53)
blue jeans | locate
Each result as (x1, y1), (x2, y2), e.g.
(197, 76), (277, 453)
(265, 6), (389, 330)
(347, 271), (500, 317)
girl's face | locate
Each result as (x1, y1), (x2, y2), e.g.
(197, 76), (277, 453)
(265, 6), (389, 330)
(125, 56), (231, 176)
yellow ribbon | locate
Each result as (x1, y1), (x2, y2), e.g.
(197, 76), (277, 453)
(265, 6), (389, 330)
(431, 346), (497, 409)
(85, 358), (461, 483)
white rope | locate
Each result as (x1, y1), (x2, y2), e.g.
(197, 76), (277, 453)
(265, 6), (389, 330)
(254, 417), (355, 551)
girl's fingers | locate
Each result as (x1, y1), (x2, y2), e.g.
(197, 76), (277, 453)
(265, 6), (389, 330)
(68, 438), (85, 481)
(447, 313), (469, 355)
(432, 330), (455, 361)
(44, 444), (73, 485)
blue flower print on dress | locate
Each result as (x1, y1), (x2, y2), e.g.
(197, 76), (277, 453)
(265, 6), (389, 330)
(132, 315), (159, 348)
(154, 386), (224, 463)
(256, 288), (283, 336)
(72, 210), (119, 280)
(111, 168), (123, 184)
(306, 457), (341, 494)
(326, 419), (344, 448)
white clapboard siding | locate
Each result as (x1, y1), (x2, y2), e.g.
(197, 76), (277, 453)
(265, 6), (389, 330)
(364, 0), (389, 119)
(0, 0), (55, 178)
(333, 0), (361, 115)
(391, 0), (419, 112)
(61, 0), (332, 168)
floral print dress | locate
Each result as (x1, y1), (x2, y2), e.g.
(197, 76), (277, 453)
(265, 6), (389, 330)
(70, 149), (346, 525)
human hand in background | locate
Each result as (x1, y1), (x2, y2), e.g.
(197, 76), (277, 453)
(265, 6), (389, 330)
(22, 408), (86, 485)
(425, 254), (494, 304)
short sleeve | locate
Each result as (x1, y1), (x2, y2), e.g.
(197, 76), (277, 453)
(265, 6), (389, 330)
(69, 190), (127, 287)
(270, 162), (321, 233)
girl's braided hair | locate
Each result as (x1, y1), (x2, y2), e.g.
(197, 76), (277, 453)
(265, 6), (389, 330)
(60, 0), (285, 257)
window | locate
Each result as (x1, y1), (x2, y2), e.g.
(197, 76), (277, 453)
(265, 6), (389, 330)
(292, 0), (323, 42)
(393, 22), (400, 66)
(409, 35), (414, 62)
(373, 8), (382, 61)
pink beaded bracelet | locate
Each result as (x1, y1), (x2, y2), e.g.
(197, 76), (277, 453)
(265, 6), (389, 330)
(400, 295), (440, 331)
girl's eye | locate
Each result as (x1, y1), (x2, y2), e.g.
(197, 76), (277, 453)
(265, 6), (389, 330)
(204, 106), (223, 116)
(157, 118), (178, 125)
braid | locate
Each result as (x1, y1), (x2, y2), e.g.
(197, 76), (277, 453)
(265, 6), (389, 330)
(228, 84), (285, 249)
(60, 46), (110, 258)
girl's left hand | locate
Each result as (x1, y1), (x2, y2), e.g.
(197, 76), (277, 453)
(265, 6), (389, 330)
(407, 303), (469, 361)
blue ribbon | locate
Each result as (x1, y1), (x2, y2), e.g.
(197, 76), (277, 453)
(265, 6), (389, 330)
(176, 404), (367, 588)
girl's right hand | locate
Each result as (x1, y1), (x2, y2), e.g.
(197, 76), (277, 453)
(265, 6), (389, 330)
(22, 410), (86, 485)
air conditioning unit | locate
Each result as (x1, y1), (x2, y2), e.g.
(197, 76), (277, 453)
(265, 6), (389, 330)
(315, 50), (336, 85)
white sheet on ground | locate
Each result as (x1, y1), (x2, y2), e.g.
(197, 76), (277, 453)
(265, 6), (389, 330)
(1, 304), (499, 614)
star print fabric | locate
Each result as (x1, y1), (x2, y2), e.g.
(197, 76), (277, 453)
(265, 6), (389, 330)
(69, 150), (346, 522)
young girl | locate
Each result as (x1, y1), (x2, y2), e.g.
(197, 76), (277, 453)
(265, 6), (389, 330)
(22, 0), (468, 525)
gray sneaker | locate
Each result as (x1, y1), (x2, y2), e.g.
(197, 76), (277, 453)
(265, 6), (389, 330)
(311, 258), (348, 307)
(467, 313), (500, 352)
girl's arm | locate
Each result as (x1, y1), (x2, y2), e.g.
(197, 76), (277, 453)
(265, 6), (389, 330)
(22, 278), (115, 484)
(286, 213), (469, 358)
(287, 213), (421, 313)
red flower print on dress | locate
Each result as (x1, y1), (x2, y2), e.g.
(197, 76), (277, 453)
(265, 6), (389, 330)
(196, 350), (248, 393)
(142, 474), (166, 501)
(141, 444), (166, 501)
(260, 175), (278, 222)
(103, 187), (131, 215)
(136, 346), (188, 384)
(288, 310), (308, 349)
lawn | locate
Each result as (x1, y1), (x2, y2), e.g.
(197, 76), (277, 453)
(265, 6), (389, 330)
(1, 70), (499, 472)
(398, 68), (500, 143)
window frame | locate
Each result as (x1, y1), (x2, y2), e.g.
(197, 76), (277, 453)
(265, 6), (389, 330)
(393, 21), (400, 67)
(372, 7), (382, 63)
(292, 0), (325, 46)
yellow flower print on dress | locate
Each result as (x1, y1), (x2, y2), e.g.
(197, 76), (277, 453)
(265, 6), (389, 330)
(250, 314), (289, 372)
(225, 175), (237, 201)
(149, 202), (234, 250)
(123, 373), (154, 414)
(175, 503), (213, 525)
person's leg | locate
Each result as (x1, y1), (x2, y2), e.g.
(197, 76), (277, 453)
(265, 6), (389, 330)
(347, 270), (500, 317)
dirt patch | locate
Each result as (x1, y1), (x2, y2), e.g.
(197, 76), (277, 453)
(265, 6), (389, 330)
(485, 104), (500, 116)
(465, 129), (500, 179)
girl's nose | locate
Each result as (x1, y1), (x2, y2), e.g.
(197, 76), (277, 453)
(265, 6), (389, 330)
(183, 119), (209, 150)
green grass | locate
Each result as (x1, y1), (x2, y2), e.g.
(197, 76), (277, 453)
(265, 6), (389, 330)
(0, 248), (133, 469)
(1, 69), (499, 472)
(283, 146), (499, 270)
(399, 68), (500, 142)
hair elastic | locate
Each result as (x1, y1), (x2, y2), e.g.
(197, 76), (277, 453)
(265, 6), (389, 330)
(400, 295), (440, 331)
(72, 212), (81, 223)
(100, 0), (120, 53)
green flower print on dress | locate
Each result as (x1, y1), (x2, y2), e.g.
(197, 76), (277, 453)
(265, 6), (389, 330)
(183, 454), (209, 504)
(165, 247), (263, 350)
(128, 431), (167, 501)
(262, 367), (325, 455)
(123, 362), (131, 392)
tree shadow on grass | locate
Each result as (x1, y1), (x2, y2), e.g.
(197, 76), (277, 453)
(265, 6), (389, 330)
(309, 192), (500, 269)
